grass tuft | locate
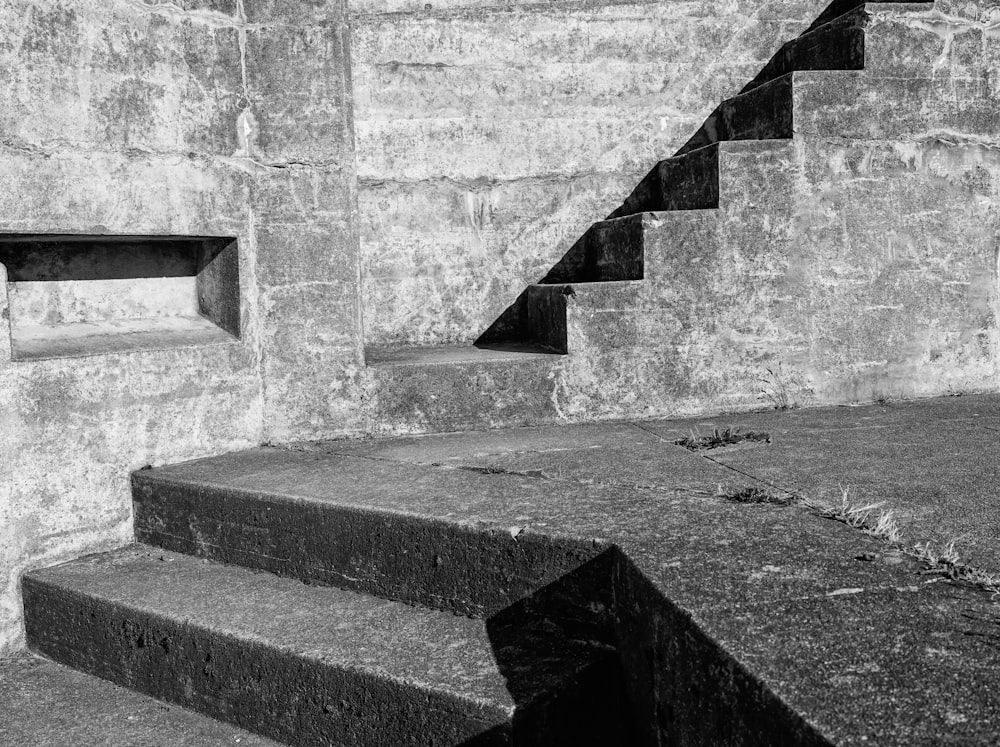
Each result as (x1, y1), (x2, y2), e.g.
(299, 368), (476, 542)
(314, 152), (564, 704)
(818, 486), (902, 543)
(818, 487), (1000, 596)
(674, 427), (770, 451)
(720, 486), (798, 506)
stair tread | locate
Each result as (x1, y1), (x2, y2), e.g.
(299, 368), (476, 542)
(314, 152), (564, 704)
(0, 652), (282, 747)
(26, 545), (599, 715)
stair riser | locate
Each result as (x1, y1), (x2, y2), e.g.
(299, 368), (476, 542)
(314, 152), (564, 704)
(740, 8), (864, 94)
(133, 475), (615, 622)
(609, 144), (719, 219)
(23, 580), (509, 747)
(742, 3), (943, 96)
(678, 74), (794, 155)
(542, 215), (645, 284)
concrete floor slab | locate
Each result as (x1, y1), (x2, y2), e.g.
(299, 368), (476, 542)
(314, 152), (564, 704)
(0, 652), (280, 746)
(63, 392), (1000, 745)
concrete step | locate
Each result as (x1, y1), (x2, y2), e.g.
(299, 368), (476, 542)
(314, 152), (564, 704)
(677, 72), (795, 156)
(477, 280), (647, 355)
(607, 142), (720, 219)
(132, 449), (616, 617)
(126, 433), (1000, 745)
(739, 2), (935, 95)
(0, 652), (281, 747)
(23, 545), (627, 747)
(364, 343), (565, 433)
(540, 213), (647, 284)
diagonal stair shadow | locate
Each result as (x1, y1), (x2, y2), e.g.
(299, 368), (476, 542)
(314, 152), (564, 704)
(465, 547), (828, 746)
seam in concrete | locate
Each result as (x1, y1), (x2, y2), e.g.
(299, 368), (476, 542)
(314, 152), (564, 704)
(349, 0), (797, 24)
(628, 421), (800, 494)
(0, 138), (346, 176)
(358, 170), (639, 191)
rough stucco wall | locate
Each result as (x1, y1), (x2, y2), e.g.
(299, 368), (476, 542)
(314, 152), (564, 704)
(543, 2), (1000, 419)
(0, 0), (361, 655)
(352, 0), (840, 347)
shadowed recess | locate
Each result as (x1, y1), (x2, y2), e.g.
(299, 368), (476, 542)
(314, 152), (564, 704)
(0, 234), (235, 281)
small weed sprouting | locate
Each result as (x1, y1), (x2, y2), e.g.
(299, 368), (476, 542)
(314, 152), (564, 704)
(674, 427), (771, 451)
(819, 487), (901, 543)
(758, 364), (802, 411)
(721, 486), (799, 506)
(907, 540), (1000, 595)
(818, 488), (1000, 596)
(911, 540), (960, 566)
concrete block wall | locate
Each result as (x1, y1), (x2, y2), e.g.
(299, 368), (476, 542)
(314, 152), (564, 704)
(0, 0), (361, 655)
(352, 0), (847, 348)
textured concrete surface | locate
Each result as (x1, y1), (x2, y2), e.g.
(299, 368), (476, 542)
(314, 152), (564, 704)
(0, 651), (280, 746)
(128, 393), (1000, 745)
(352, 0), (848, 346)
(0, 0), (362, 656)
(445, 0), (1000, 431)
(24, 546), (625, 746)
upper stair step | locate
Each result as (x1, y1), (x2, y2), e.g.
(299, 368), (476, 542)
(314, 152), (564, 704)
(607, 143), (719, 219)
(132, 449), (616, 619)
(23, 546), (625, 747)
(541, 213), (646, 285)
(677, 73), (794, 156)
(738, 2), (934, 95)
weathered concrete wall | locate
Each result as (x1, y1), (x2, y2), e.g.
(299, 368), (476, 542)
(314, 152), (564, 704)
(352, 0), (845, 347)
(364, 1), (1000, 434)
(0, 0), (361, 655)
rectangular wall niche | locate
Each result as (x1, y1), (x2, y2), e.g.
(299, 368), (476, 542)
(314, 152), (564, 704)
(0, 235), (240, 361)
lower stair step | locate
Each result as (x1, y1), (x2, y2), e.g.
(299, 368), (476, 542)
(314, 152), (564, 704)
(0, 651), (281, 746)
(23, 546), (625, 747)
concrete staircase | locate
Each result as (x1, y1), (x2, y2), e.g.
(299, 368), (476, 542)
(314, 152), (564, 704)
(14, 444), (845, 745)
(19, 457), (632, 746)
(369, 0), (1000, 432)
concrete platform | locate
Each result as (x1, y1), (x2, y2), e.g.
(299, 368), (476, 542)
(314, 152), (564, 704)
(0, 652), (280, 746)
(123, 392), (1000, 745)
